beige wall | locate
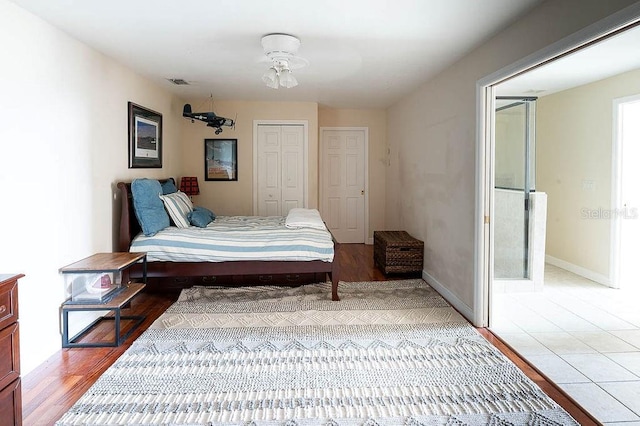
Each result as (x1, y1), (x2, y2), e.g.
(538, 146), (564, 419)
(318, 107), (387, 241)
(180, 100), (318, 215)
(537, 68), (640, 279)
(386, 0), (638, 314)
(0, 0), (183, 374)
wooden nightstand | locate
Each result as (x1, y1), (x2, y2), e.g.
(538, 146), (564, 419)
(59, 253), (146, 348)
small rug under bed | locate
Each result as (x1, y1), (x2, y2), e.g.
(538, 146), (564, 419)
(56, 279), (578, 425)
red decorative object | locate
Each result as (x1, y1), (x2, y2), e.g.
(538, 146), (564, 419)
(179, 177), (200, 196)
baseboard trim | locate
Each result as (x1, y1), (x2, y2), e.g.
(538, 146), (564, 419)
(422, 270), (474, 323)
(545, 255), (612, 287)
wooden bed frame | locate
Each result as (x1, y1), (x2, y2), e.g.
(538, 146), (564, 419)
(117, 180), (340, 301)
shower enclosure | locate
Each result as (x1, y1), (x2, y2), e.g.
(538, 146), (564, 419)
(494, 97), (537, 280)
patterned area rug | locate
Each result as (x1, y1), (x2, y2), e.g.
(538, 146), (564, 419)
(56, 280), (578, 425)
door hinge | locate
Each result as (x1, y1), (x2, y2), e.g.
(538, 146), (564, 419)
(484, 216), (490, 224)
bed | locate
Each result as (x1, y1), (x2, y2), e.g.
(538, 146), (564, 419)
(117, 179), (340, 300)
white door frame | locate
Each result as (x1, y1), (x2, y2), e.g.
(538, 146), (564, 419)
(611, 93), (640, 289)
(474, 4), (640, 327)
(319, 127), (370, 244)
(253, 120), (309, 215)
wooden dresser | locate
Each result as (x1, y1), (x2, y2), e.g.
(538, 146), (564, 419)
(0, 274), (23, 426)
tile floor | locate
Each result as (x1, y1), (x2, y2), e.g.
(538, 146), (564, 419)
(491, 263), (640, 425)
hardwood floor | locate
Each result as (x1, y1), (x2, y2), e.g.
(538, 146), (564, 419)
(22, 291), (176, 425)
(22, 244), (597, 425)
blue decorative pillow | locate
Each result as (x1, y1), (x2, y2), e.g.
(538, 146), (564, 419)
(131, 179), (170, 236)
(193, 206), (216, 220)
(188, 206), (216, 228)
(188, 210), (213, 228)
(161, 179), (177, 195)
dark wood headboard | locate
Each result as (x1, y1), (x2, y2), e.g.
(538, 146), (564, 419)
(117, 178), (175, 252)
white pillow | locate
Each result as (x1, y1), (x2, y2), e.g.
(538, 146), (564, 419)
(159, 191), (193, 228)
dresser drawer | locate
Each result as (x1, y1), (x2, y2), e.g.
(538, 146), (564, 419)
(0, 323), (19, 391)
(0, 377), (22, 426)
(0, 279), (18, 331)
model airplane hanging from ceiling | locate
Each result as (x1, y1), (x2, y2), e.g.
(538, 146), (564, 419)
(182, 104), (235, 134)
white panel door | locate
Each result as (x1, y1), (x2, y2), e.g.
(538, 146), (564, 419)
(321, 129), (366, 243)
(280, 125), (304, 215)
(257, 125), (281, 216)
(256, 124), (305, 216)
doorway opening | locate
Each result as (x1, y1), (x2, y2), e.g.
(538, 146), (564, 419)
(612, 94), (640, 289)
(476, 7), (640, 422)
(475, 4), (640, 328)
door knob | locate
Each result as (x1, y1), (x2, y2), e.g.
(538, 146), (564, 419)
(361, 190), (364, 195)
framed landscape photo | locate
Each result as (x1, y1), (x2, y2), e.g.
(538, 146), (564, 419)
(128, 102), (162, 168)
(205, 139), (237, 181)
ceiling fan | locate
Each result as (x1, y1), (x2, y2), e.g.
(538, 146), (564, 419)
(260, 33), (309, 89)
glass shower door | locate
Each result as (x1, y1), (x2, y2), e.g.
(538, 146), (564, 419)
(494, 97), (536, 279)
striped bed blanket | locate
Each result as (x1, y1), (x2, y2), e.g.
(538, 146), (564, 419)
(130, 215), (334, 263)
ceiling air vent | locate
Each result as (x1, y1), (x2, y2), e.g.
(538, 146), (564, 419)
(168, 78), (190, 85)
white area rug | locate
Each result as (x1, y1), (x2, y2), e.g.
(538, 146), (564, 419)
(56, 280), (577, 425)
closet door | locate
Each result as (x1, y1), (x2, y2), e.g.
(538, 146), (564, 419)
(280, 125), (304, 215)
(257, 125), (281, 216)
(256, 125), (304, 216)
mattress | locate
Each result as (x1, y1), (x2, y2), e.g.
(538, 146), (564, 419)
(130, 215), (334, 263)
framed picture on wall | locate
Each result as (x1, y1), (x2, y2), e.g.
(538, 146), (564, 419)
(128, 102), (162, 168)
(205, 138), (237, 181)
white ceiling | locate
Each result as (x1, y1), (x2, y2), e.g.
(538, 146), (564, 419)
(9, 0), (544, 109)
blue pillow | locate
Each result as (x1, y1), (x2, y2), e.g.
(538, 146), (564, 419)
(131, 179), (170, 236)
(193, 206), (216, 220)
(161, 179), (177, 194)
(188, 210), (213, 228)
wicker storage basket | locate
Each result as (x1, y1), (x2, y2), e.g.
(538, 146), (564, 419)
(374, 231), (424, 274)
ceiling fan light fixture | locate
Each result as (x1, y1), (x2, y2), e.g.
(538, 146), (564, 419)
(278, 68), (298, 88)
(260, 33), (306, 89)
(262, 67), (279, 89)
